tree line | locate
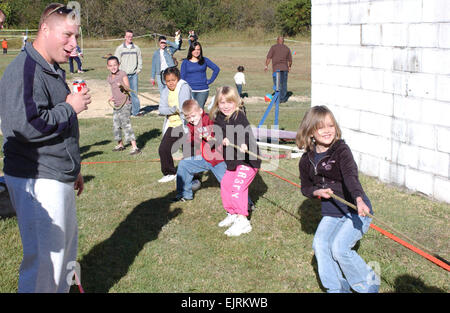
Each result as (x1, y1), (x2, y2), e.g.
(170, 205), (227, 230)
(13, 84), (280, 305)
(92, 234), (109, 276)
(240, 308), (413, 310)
(0, 0), (310, 37)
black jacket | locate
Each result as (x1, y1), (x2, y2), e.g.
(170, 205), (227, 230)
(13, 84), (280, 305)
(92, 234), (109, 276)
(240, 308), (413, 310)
(299, 139), (369, 217)
(213, 111), (261, 171)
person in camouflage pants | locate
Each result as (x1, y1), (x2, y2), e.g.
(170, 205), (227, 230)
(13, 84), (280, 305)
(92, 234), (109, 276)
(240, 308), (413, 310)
(107, 56), (141, 155)
(113, 103), (136, 143)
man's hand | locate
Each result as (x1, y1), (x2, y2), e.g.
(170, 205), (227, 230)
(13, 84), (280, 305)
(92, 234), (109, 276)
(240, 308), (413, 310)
(66, 87), (91, 114)
(74, 173), (84, 196)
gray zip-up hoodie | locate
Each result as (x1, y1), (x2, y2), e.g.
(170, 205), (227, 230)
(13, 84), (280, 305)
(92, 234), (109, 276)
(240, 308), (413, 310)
(158, 79), (192, 135)
(0, 42), (81, 183)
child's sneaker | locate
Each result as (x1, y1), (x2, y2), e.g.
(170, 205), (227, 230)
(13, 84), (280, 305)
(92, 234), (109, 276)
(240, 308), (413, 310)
(158, 174), (176, 183)
(218, 213), (237, 228)
(129, 147), (141, 155)
(224, 215), (252, 237)
(171, 196), (192, 203)
(191, 179), (201, 191)
(112, 145), (125, 151)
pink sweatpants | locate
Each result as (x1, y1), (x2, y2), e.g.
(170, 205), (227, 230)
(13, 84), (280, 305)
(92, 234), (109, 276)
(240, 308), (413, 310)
(220, 165), (258, 217)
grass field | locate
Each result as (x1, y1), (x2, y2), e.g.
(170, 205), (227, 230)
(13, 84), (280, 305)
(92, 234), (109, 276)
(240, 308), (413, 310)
(0, 35), (449, 293)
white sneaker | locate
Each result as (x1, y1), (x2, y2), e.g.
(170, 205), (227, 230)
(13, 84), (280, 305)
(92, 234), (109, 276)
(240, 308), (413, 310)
(218, 213), (237, 228)
(158, 174), (176, 183)
(191, 179), (201, 191)
(224, 215), (252, 237)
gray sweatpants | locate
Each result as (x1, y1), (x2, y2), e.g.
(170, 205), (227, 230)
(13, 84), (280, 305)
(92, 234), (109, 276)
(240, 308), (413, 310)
(5, 175), (78, 293)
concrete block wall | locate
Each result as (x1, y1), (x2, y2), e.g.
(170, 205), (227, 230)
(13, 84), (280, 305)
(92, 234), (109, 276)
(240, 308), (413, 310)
(311, 0), (450, 203)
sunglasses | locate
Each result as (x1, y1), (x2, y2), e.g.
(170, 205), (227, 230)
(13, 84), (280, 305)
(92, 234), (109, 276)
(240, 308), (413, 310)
(44, 4), (74, 19)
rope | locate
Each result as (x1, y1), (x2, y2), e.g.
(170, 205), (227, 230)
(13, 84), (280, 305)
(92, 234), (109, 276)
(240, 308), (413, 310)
(80, 144), (450, 271)
(260, 169), (450, 272)
(221, 140), (450, 271)
(123, 85), (160, 104)
(74, 271), (84, 293)
(108, 85), (130, 111)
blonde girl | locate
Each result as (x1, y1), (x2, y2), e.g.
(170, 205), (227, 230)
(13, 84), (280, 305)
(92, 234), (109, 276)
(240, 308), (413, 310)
(210, 86), (261, 237)
(297, 105), (379, 293)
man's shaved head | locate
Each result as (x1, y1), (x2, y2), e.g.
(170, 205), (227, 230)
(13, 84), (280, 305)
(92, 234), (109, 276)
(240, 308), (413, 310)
(38, 3), (78, 32)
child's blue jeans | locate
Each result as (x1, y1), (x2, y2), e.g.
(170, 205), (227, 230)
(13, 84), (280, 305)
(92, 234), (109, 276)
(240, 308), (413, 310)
(236, 84), (243, 97)
(176, 156), (255, 207)
(176, 156), (226, 200)
(312, 213), (380, 293)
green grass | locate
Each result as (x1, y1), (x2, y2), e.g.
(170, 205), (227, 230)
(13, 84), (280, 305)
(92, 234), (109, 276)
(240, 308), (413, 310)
(0, 37), (449, 293)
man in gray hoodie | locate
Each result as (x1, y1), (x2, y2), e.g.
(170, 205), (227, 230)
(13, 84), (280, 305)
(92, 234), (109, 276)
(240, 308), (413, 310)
(114, 30), (143, 116)
(0, 3), (91, 293)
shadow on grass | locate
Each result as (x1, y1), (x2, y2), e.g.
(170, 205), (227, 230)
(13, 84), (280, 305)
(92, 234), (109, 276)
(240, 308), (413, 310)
(81, 151), (103, 160)
(80, 140), (111, 155)
(136, 128), (161, 150)
(82, 175), (95, 184)
(76, 191), (182, 293)
(297, 198), (322, 235)
(0, 189), (15, 219)
(394, 275), (446, 293)
(248, 173), (268, 207)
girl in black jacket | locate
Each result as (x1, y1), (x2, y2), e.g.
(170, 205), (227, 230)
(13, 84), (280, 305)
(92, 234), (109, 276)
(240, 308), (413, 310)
(297, 105), (379, 293)
(210, 86), (261, 237)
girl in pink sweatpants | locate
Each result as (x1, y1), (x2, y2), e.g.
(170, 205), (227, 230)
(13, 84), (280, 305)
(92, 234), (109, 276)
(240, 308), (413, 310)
(209, 86), (261, 237)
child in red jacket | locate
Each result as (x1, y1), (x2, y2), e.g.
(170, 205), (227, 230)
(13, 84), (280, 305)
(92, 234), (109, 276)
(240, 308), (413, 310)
(173, 99), (224, 202)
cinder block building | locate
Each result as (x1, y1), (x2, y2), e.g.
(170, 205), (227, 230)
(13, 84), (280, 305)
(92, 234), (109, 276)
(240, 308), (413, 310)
(311, 0), (450, 202)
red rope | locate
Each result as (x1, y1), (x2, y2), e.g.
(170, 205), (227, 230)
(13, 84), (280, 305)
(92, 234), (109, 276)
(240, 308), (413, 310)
(261, 169), (449, 272)
(369, 224), (450, 271)
(80, 159), (449, 272)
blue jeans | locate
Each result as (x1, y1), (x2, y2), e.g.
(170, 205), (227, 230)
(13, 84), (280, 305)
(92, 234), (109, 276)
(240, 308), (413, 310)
(272, 71), (288, 102)
(176, 156), (254, 207)
(176, 156), (226, 199)
(69, 57), (82, 73)
(312, 213), (379, 293)
(127, 73), (141, 116)
(236, 84), (243, 97)
(192, 90), (209, 109)
(155, 72), (165, 95)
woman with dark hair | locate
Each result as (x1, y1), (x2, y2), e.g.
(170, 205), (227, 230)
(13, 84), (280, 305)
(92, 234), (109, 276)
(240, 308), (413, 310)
(180, 42), (220, 109)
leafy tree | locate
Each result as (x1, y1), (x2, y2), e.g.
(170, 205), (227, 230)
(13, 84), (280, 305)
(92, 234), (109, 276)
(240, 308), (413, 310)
(0, 0), (299, 38)
(276, 0), (311, 36)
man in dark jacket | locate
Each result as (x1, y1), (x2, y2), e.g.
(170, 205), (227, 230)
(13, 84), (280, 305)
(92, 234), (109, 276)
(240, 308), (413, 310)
(0, 3), (90, 293)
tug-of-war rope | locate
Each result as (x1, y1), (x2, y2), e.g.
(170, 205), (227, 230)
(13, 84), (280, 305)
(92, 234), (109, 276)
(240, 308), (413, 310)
(76, 142), (449, 293)
(76, 87), (449, 293)
(81, 139), (449, 274)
